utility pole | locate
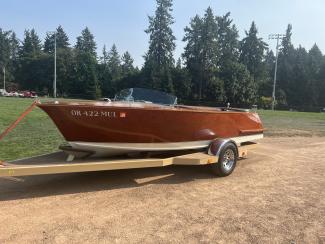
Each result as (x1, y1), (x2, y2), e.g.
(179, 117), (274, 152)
(269, 34), (285, 110)
(2, 67), (5, 91)
(54, 31), (57, 98)
(47, 31), (57, 98)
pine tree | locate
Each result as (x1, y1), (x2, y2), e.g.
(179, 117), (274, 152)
(19, 29), (42, 58)
(108, 44), (121, 80)
(216, 12), (240, 66)
(72, 27), (99, 98)
(121, 51), (135, 75)
(71, 51), (99, 99)
(289, 46), (309, 107)
(183, 15), (203, 99)
(216, 12), (250, 105)
(226, 62), (256, 106)
(143, 0), (176, 92)
(119, 52), (140, 92)
(44, 25), (69, 53)
(281, 24), (294, 56)
(107, 44), (122, 95)
(100, 45), (109, 65)
(259, 50), (275, 98)
(98, 45), (111, 97)
(277, 24), (295, 106)
(183, 7), (223, 101)
(42, 26), (71, 96)
(17, 29), (48, 91)
(239, 21), (267, 83)
(308, 44), (323, 78)
(9, 32), (19, 62)
(318, 57), (325, 107)
(75, 27), (97, 57)
(0, 29), (12, 70)
(7, 31), (20, 82)
(307, 44), (323, 106)
(172, 58), (191, 100)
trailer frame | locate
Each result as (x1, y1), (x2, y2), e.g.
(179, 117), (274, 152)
(0, 141), (257, 178)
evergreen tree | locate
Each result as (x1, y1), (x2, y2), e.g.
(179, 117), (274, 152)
(44, 25), (69, 53)
(216, 12), (240, 66)
(70, 51), (99, 99)
(200, 7), (220, 100)
(306, 44), (323, 106)
(42, 26), (71, 96)
(98, 45), (111, 97)
(0, 29), (12, 79)
(308, 44), (323, 78)
(216, 12), (253, 105)
(75, 27), (97, 57)
(72, 28), (99, 98)
(183, 8), (223, 101)
(289, 46), (309, 107)
(100, 45), (109, 65)
(226, 62), (256, 106)
(9, 32), (19, 62)
(281, 24), (294, 56)
(276, 24), (296, 107)
(259, 50), (275, 98)
(106, 44), (122, 95)
(239, 21), (267, 83)
(19, 29), (42, 58)
(143, 0), (176, 92)
(121, 51), (135, 75)
(172, 58), (191, 100)
(183, 15), (203, 99)
(119, 52), (140, 92)
(108, 44), (121, 80)
(17, 29), (49, 91)
(318, 57), (325, 107)
(7, 32), (20, 82)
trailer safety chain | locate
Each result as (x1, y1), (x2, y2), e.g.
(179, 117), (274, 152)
(0, 100), (40, 142)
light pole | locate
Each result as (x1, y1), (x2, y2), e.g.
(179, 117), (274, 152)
(269, 34), (285, 110)
(2, 66), (5, 91)
(47, 31), (57, 98)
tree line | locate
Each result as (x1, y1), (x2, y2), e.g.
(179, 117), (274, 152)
(1, 0), (325, 109)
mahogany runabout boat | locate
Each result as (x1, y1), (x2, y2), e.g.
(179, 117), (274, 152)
(38, 88), (264, 156)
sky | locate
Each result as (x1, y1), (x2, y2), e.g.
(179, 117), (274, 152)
(1, 0), (324, 67)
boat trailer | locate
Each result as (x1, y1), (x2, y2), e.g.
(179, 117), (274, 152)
(0, 141), (257, 178)
(0, 100), (260, 178)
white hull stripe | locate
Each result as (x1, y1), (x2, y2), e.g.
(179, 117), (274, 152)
(68, 134), (263, 155)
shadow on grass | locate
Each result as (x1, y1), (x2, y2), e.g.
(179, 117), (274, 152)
(0, 164), (220, 201)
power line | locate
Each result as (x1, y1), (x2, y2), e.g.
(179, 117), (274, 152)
(269, 33), (285, 110)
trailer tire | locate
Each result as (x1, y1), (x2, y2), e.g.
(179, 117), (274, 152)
(210, 142), (237, 177)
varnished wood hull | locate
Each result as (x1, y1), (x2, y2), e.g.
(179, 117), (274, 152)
(38, 101), (263, 155)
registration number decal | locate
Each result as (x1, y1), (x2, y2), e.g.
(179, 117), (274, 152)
(70, 110), (126, 118)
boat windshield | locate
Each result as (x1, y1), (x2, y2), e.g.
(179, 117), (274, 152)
(114, 88), (177, 105)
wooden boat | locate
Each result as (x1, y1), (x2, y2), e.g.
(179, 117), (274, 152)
(38, 88), (263, 156)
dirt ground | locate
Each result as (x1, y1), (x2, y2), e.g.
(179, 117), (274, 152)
(0, 137), (324, 243)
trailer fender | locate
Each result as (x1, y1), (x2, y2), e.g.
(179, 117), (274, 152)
(208, 139), (238, 158)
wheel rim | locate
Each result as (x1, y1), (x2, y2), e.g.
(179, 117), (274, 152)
(222, 149), (235, 172)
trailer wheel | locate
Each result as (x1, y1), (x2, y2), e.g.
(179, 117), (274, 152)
(210, 142), (237, 177)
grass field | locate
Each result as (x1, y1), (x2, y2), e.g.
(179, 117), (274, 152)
(0, 97), (65, 161)
(1, 97), (325, 161)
